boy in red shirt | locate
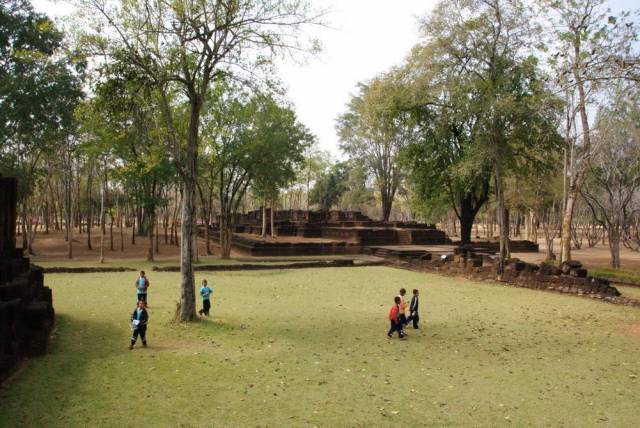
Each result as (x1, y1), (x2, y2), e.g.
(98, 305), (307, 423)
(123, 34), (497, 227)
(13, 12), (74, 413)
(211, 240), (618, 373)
(387, 296), (405, 339)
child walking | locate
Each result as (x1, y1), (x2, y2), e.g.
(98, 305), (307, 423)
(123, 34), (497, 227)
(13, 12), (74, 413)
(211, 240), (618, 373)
(387, 296), (405, 339)
(134, 271), (150, 304)
(398, 288), (408, 334)
(198, 279), (213, 316)
(406, 289), (420, 329)
(129, 300), (149, 350)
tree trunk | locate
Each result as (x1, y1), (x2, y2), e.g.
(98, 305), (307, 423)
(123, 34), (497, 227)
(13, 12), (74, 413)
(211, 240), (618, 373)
(177, 95), (202, 322)
(220, 222), (232, 259)
(609, 229), (621, 269)
(261, 204), (267, 238)
(560, 191), (576, 264)
(155, 216), (160, 254)
(270, 199), (276, 238)
(529, 210), (538, 244)
(147, 212), (154, 262)
(381, 191), (392, 222)
(87, 170), (93, 250)
(109, 208), (114, 252)
(164, 210), (169, 245)
(120, 207), (124, 252)
(494, 160), (510, 275)
(458, 194), (480, 245)
(131, 210), (136, 245)
(44, 201), (49, 235)
(65, 163), (73, 259)
(99, 179), (105, 264)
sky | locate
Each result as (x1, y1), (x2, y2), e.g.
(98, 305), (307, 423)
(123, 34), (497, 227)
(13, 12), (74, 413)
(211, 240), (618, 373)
(33, 0), (637, 157)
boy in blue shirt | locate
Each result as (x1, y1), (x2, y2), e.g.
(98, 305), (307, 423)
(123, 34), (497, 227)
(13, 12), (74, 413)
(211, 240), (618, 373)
(134, 271), (150, 304)
(129, 300), (149, 350)
(198, 279), (213, 316)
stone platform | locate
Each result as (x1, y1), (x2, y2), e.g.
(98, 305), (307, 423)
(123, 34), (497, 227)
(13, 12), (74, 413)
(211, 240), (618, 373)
(210, 209), (451, 256)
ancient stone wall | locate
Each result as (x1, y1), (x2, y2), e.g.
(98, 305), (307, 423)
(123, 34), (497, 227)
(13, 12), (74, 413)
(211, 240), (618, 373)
(0, 178), (55, 383)
(394, 248), (637, 305)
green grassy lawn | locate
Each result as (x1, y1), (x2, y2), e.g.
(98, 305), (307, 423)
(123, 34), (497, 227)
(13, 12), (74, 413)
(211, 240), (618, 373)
(616, 285), (640, 300)
(2, 266), (640, 427)
(590, 267), (640, 285)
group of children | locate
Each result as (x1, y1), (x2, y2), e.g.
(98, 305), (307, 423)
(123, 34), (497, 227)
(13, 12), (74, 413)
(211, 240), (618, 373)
(387, 288), (420, 339)
(128, 270), (419, 347)
(128, 271), (214, 350)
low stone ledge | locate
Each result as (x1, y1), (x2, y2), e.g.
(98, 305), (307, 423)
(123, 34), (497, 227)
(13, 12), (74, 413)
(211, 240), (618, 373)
(152, 259), (388, 272)
(41, 266), (138, 274)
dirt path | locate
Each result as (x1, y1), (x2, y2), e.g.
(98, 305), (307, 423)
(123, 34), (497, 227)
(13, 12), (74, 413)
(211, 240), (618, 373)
(513, 238), (640, 270)
(24, 228), (640, 272)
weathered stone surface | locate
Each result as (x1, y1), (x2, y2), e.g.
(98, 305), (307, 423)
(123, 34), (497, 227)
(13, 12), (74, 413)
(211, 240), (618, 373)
(386, 247), (626, 306)
(0, 178), (55, 383)
(560, 260), (583, 275)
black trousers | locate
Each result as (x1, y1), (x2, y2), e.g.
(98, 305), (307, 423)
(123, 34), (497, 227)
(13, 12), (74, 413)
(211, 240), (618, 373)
(131, 325), (147, 344)
(407, 312), (420, 329)
(137, 293), (147, 303)
(387, 321), (404, 338)
(398, 314), (407, 328)
(200, 299), (211, 315)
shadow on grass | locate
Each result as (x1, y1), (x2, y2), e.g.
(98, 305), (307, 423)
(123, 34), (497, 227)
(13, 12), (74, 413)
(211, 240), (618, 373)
(0, 313), (126, 424)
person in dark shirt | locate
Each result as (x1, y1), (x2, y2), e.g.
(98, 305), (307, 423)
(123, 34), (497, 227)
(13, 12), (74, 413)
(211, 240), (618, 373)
(406, 289), (420, 329)
(129, 300), (149, 350)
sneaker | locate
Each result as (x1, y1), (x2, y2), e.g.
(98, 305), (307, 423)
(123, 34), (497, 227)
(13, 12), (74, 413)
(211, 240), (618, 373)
(142, 342), (147, 348)
(128, 344), (133, 350)
(387, 334), (393, 339)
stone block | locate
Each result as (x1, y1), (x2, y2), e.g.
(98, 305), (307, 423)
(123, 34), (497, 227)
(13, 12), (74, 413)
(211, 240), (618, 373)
(560, 260), (583, 275)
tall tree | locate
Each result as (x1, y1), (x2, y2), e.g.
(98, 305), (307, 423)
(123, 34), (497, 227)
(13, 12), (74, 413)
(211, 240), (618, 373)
(309, 161), (350, 212)
(541, 0), (640, 263)
(420, 0), (561, 272)
(0, 0), (83, 253)
(83, 0), (319, 321)
(337, 71), (412, 221)
(401, 42), (491, 244)
(581, 85), (640, 268)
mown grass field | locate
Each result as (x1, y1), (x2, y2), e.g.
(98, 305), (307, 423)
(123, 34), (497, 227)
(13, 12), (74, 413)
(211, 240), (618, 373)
(1, 265), (640, 427)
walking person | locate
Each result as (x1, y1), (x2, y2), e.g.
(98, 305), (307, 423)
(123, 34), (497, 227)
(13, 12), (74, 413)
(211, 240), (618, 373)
(397, 288), (408, 335)
(198, 279), (213, 316)
(387, 296), (405, 339)
(406, 289), (420, 329)
(129, 300), (149, 350)
(134, 270), (150, 304)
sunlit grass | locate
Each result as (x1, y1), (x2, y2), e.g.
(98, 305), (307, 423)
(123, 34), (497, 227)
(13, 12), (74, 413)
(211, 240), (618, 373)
(590, 267), (640, 285)
(1, 266), (640, 426)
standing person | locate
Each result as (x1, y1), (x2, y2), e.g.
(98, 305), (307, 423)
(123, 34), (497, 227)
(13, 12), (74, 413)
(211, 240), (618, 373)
(198, 279), (213, 317)
(387, 296), (405, 339)
(129, 300), (149, 349)
(134, 270), (150, 304)
(398, 288), (408, 334)
(406, 289), (420, 329)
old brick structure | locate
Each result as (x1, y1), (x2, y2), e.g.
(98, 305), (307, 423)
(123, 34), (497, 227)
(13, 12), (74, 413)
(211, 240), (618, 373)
(386, 246), (631, 304)
(0, 177), (54, 382)
(210, 209), (451, 256)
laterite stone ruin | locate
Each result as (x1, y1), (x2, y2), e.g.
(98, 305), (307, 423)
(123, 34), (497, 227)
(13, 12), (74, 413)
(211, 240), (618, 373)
(0, 177), (54, 382)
